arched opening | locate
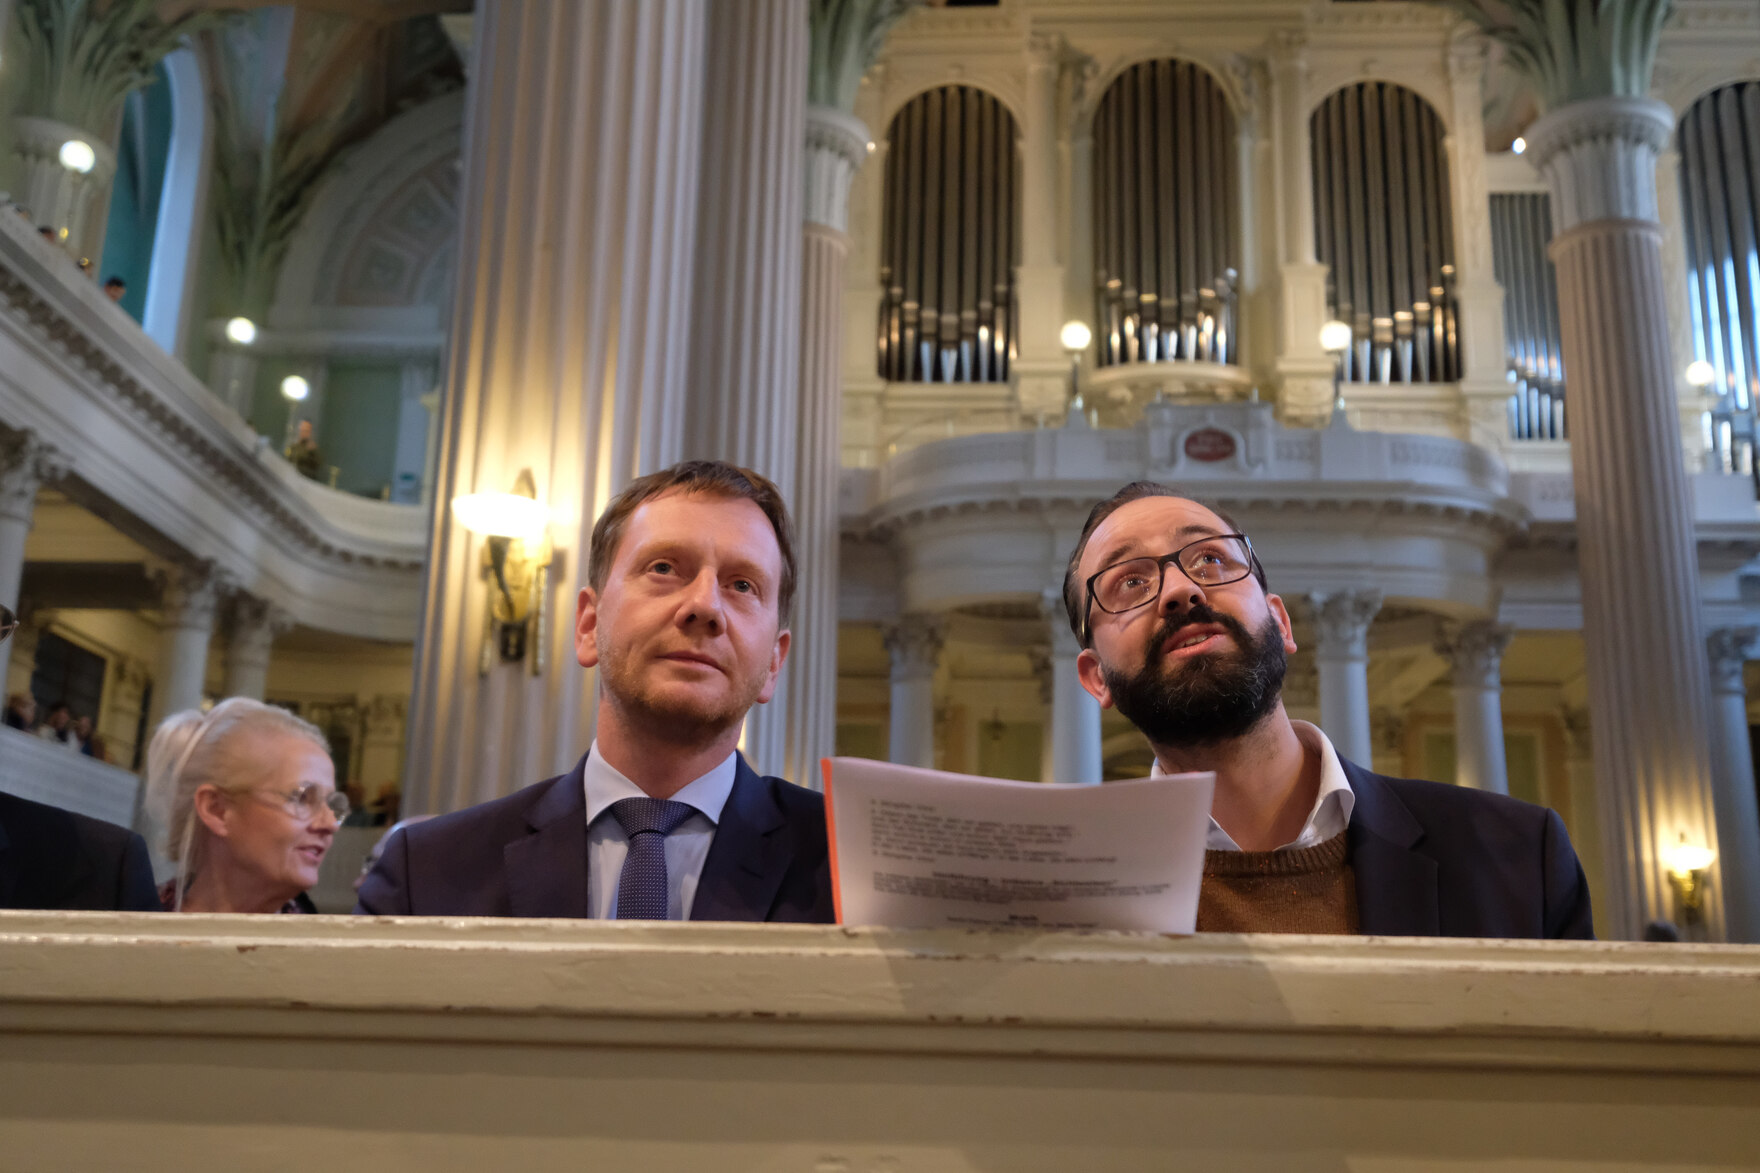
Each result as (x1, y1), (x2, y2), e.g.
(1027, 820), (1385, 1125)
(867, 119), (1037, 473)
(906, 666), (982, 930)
(876, 85), (1020, 384)
(141, 47), (211, 359)
(1311, 82), (1459, 384)
(98, 62), (173, 325)
(1091, 59), (1240, 368)
(1678, 80), (1760, 477)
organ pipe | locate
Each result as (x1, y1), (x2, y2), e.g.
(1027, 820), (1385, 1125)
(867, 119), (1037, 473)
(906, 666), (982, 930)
(877, 85), (1018, 384)
(1490, 193), (1566, 441)
(1679, 81), (1760, 478)
(1091, 59), (1240, 368)
(1311, 82), (1459, 384)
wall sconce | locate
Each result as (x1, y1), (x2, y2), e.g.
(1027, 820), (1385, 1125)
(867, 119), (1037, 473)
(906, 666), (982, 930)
(1663, 834), (1717, 923)
(452, 468), (552, 675)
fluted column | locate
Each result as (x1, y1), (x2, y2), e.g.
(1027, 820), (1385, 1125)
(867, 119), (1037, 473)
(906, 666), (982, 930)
(11, 115), (116, 260)
(1437, 621), (1513, 795)
(152, 564), (225, 727)
(1561, 705), (1607, 932)
(1526, 95), (1724, 938)
(1706, 628), (1760, 943)
(885, 614), (944, 769)
(1308, 590), (1381, 767)
(0, 431), (61, 687)
(224, 597), (293, 701)
(1268, 32), (1331, 426)
(404, 0), (708, 816)
(785, 104), (870, 787)
(1044, 595), (1101, 785)
(680, 0), (807, 777)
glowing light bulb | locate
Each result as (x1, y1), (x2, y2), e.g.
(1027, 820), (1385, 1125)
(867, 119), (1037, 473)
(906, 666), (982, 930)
(1686, 360), (1716, 388)
(1319, 319), (1354, 353)
(225, 317), (257, 345)
(58, 140), (95, 173)
(1060, 320), (1092, 352)
(1511, 136), (1527, 155)
(280, 375), (310, 401)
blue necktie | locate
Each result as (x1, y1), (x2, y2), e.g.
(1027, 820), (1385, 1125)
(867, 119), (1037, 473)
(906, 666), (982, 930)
(610, 797), (696, 920)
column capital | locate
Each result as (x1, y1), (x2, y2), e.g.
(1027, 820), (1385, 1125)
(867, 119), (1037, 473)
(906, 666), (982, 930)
(1706, 626), (1758, 696)
(155, 561), (231, 631)
(1303, 589), (1383, 659)
(805, 104), (871, 233)
(0, 430), (68, 522)
(1435, 620), (1515, 690)
(1025, 30), (1064, 73)
(230, 594), (296, 649)
(884, 613), (945, 682)
(1524, 96), (1673, 232)
(1027, 646), (1053, 706)
(1561, 705), (1594, 758)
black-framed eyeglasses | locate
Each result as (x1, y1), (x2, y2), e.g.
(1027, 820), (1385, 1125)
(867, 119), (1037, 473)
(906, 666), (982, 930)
(0, 603), (15, 644)
(1082, 533), (1258, 644)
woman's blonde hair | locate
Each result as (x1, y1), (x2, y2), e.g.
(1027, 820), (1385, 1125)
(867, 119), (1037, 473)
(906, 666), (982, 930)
(144, 698), (330, 908)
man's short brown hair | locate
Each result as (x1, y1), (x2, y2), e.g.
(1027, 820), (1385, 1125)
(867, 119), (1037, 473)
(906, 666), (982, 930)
(587, 460), (797, 624)
(1061, 482), (1267, 647)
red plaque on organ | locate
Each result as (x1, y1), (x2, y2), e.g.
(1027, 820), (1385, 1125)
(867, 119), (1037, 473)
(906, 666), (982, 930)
(1183, 428), (1236, 462)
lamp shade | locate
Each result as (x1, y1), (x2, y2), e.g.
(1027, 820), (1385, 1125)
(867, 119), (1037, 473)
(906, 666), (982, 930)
(452, 491), (548, 539)
(1662, 839), (1716, 878)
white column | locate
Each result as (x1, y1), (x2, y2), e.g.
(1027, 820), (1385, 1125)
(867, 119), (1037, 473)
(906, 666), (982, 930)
(784, 103), (869, 787)
(11, 115), (116, 261)
(151, 564), (224, 728)
(884, 614), (943, 769)
(683, 0), (807, 778)
(404, 0), (708, 817)
(0, 431), (60, 689)
(1308, 589), (1381, 767)
(1437, 621), (1513, 795)
(1268, 33), (1331, 426)
(1706, 627), (1760, 943)
(1012, 32), (1070, 423)
(224, 597), (291, 702)
(1045, 598), (1101, 785)
(1561, 706), (1608, 934)
(206, 332), (259, 418)
(1527, 96), (1725, 939)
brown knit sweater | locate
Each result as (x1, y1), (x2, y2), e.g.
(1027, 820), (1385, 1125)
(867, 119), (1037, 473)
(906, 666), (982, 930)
(1195, 830), (1359, 934)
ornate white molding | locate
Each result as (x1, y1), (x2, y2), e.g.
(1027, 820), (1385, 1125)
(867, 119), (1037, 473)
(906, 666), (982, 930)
(0, 428), (65, 523)
(804, 105), (871, 233)
(156, 560), (231, 633)
(1523, 96), (1674, 232)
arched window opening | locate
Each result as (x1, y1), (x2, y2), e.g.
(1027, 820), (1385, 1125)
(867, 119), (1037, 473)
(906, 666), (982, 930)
(1679, 81), (1760, 477)
(876, 85), (1019, 384)
(1092, 59), (1239, 368)
(1491, 193), (1566, 440)
(98, 62), (174, 324)
(1311, 82), (1459, 384)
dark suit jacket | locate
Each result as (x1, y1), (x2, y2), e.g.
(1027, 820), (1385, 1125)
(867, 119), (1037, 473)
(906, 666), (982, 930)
(1344, 759), (1594, 938)
(0, 790), (161, 912)
(355, 752), (834, 922)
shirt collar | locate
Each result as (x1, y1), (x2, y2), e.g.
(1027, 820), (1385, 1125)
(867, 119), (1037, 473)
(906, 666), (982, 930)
(1149, 719), (1355, 852)
(583, 740), (739, 827)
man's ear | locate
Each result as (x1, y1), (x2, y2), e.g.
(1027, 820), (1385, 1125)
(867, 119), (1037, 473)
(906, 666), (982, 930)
(754, 628), (791, 705)
(575, 587), (600, 668)
(1076, 648), (1115, 709)
(1267, 593), (1298, 654)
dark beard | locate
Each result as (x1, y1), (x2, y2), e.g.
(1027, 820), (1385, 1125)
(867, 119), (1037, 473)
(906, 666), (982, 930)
(1102, 605), (1287, 750)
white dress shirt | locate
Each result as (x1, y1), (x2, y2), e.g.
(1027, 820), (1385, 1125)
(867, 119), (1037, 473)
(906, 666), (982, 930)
(583, 741), (737, 920)
(1151, 720), (1355, 852)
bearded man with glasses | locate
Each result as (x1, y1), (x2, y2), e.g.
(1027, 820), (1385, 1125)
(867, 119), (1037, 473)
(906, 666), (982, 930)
(1063, 482), (1593, 938)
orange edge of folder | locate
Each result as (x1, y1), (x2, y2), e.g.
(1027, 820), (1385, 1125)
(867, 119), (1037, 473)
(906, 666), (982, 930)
(821, 758), (843, 925)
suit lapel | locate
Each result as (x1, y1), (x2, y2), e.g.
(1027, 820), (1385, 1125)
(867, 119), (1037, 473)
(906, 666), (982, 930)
(1343, 760), (1440, 936)
(689, 754), (790, 922)
(504, 757), (591, 919)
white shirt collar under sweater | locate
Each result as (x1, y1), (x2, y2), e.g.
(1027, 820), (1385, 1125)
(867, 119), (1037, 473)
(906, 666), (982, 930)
(1149, 720), (1355, 852)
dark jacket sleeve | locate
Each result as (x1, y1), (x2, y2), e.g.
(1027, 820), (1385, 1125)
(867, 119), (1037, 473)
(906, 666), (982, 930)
(115, 831), (162, 912)
(353, 825), (413, 915)
(1542, 807), (1595, 939)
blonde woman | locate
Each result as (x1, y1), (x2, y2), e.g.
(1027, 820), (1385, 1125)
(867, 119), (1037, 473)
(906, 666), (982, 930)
(145, 698), (345, 913)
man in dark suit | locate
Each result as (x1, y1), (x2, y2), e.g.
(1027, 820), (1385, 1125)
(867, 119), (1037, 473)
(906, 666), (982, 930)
(358, 461), (832, 922)
(1062, 482), (1592, 938)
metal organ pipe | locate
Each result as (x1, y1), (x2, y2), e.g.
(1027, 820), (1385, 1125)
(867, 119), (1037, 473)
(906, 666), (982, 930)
(877, 86), (1019, 384)
(1091, 59), (1241, 369)
(1490, 192), (1567, 441)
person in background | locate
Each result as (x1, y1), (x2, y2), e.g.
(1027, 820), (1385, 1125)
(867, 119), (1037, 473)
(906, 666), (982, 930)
(0, 602), (160, 911)
(145, 697), (346, 913)
(102, 276), (126, 302)
(3, 692), (34, 731)
(69, 714), (96, 757)
(35, 226), (54, 243)
(354, 815), (434, 896)
(36, 701), (72, 746)
(285, 419), (323, 481)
